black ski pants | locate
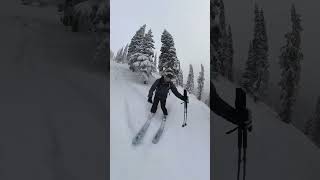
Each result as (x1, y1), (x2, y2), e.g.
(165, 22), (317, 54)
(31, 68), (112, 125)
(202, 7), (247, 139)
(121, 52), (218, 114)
(150, 96), (168, 115)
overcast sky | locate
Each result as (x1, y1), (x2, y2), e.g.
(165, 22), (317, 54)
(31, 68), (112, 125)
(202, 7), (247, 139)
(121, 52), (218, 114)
(110, 0), (210, 82)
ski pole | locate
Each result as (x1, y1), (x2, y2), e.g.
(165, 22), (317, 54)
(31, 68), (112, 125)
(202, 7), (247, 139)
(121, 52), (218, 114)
(182, 89), (188, 127)
(225, 88), (252, 180)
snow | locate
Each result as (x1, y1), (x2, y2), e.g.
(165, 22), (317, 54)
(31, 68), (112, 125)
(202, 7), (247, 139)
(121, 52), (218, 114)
(111, 60), (320, 179)
(110, 61), (210, 180)
(0, 1), (105, 179)
(213, 77), (320, 180)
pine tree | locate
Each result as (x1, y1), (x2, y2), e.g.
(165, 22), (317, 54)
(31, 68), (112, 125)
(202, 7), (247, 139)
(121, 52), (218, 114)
(210, 0), (232, 79)
(185, 64), (195, 94)
(116, 47), (124, 63)
(122, 44), (129, 63)
(127, 24), (146, 70)
(226, 25), (234, 81)
(255, 8), (269, 100)
(241, 42), (256, 94)
(177, 63), (184, 87)
(305, 97), (320, 146)
(241, 4), (269, 102)
(129, 27), (155, 83)
(158, 30), (180, 77)
(197, 64), (205, 100)
(153, 52), (158, 72)
(279, 4), (303, 123)
(210, 0), (223, 79)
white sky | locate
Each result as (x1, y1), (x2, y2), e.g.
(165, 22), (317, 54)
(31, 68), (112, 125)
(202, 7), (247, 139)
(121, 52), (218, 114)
(110, 0), (210, 86)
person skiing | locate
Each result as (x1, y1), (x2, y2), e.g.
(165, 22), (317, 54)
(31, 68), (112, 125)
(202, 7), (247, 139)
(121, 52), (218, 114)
(148, 70), (188, 119)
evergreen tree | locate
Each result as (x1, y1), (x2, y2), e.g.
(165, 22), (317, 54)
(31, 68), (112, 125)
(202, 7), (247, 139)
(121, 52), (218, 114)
(158, 30), (180, 77)
(127, 24), (146, 70)
(255, 8), (269, 100)
(305, 97), (320, 147)
(197, 64), (205, 100)
(153, 52), (158, 72)
(226, 25), (234, 81)
(210, 0), (231, 79)
(241, 4), (269, 102)
(143, 29), (155, 57)
(210, 0), (223, 79)
(117, 47), (124, 63)
(122, 44), (129, 63)
(185, 64), (195, 94)
(177, 63), (184, 87)
(279, 4), (303, 123)
(241, 42), (256, 94)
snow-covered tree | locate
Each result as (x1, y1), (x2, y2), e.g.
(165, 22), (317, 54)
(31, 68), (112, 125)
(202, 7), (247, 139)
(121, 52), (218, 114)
(158, 30), (180, 77)
(122, 44), (129, 63)
(128, 24), (146, 70)
(210, 0), (221, 79)
(115, 47), (124, 63)
(241, 42), (256, 94)
(279, 4), (303, 123)
(152, 52), (158, 72)
(241, 4), (269, 102)
(127, 26), (155, 83)
(305, 97), (320, 147)
(197, 64), (205, 100)
(177, 63), (184, 87)
(225, 25), (234, 81)
(185, 64), (195, 94)
(210, 0), (232, 79)
(72, 0), (107, 32)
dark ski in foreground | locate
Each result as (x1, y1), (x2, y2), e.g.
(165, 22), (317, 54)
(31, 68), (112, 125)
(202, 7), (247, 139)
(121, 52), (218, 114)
(132, 117), (152, 145)
(152, 116), (166, 144)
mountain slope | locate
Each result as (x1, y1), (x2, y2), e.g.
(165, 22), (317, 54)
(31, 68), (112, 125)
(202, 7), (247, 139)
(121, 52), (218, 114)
(110, 62), (210, 180)
(213, 78), (320, 180)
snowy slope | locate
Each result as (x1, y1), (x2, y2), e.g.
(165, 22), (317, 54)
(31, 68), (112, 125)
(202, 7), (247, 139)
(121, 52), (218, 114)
(0, 1), (106, 179)
(110, 61), (210, 180)
(213, 78), (320, 180)
(111, 60), (320, 180)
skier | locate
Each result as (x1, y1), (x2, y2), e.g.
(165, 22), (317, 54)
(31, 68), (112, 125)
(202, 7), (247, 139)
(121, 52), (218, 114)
(147, 71), (188, 119)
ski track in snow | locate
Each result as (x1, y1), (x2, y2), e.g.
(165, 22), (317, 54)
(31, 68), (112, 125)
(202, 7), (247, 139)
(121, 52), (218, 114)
(111, 62), (210, 180)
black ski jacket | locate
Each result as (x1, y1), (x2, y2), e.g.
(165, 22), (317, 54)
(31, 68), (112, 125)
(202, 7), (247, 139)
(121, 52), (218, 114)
(210, 82), (238, 125)
(148, 77), (184, 100)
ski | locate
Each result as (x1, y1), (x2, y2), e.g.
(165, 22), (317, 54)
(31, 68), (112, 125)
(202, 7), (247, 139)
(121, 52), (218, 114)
(152, 116), (166, 144)
(132, 116), (153, 145)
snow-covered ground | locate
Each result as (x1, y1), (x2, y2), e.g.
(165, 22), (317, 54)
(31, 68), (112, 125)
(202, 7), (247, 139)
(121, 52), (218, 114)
(0, 1), (106, 179)
(111, 61), (320, 180)
(213, 78), (320, 180)
(110, 61), (210, 180)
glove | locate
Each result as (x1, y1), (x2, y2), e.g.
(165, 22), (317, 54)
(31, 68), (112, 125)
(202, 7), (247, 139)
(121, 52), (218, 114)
(182, 96), (188, 102)
(148, 97), (153, 103)
(239, 109), (252, 130)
